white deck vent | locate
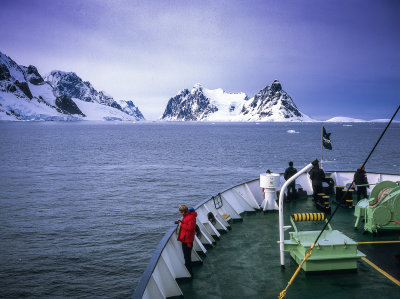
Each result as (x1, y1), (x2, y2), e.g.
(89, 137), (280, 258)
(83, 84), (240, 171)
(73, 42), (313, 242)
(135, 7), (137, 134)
(260, 173), (280, 210)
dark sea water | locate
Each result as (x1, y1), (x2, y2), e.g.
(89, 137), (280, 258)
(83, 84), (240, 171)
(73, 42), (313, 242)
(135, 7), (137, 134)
(0, 121), (399, 298)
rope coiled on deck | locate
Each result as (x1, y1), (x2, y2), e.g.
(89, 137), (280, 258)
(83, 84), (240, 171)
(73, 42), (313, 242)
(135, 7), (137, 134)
(292, 213), (325, 222)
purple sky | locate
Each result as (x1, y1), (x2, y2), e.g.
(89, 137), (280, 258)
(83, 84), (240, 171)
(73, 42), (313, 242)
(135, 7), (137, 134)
(1, 0), (399, 120)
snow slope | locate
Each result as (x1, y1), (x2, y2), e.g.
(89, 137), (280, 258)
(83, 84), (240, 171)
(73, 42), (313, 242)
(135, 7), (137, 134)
(0, 51), (145, 121)
(326, 117), (366, 122)
(201, 84), (248, 121)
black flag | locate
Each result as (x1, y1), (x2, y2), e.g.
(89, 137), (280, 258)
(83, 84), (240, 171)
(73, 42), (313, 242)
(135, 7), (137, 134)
(322, 126), (332, 150)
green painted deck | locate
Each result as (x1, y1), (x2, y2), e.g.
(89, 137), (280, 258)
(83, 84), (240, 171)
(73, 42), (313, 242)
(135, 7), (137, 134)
(178, 196), (400, 299)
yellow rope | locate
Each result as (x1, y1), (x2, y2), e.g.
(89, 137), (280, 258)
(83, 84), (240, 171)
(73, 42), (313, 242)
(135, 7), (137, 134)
(278, 243), (315, 299)
(292, 213), (325, 222)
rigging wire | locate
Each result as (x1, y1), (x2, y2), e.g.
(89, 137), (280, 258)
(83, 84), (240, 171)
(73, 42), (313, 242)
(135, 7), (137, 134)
(279, 104), (400, 299)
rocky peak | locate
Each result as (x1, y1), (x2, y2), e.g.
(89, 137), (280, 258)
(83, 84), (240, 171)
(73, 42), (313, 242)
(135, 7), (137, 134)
(270, 80), (282, 92)
(191, 83), (203, 94)
(45, 71), (87, 99)
(240, 80), (310, 121)
(24, 65), (44, 85)
(0, 52), (35, 100)
(0, 52), (27, 83)
(161, 84), (218, 120)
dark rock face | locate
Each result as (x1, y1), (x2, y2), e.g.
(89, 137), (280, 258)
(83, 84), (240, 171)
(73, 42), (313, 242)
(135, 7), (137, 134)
(9, 109), (20, 118)
(162, 87), (218, 120)
(52, 72), (88, 99)
(14, 80), (33, 99)
(270, 80), (282, 92)
(0, 64), (11, 81)
(163, 90), (189, 118)
(6, 84), (17, 93)
(55, 95), (85, 116)
(26, 65), (44, 85)
(47, 71), (145, 120)
(123, 100), (145, 119)
(110, 101), (122, 110)
(241, 80), (303, 119)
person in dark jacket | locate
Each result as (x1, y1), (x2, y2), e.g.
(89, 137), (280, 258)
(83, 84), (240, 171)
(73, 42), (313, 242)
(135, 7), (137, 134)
(284, 161), (297, 202)
(354, 166), (369, 201)
(309, 159), (325, 200)
(177, 204), (197, 277)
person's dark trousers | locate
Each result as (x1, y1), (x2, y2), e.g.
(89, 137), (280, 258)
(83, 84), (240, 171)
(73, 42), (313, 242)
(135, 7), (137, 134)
(312, 184), (323, 201)
(182, 242), (193, 276)
(357, 186), (368, 202)
(287, 182), (296, 201)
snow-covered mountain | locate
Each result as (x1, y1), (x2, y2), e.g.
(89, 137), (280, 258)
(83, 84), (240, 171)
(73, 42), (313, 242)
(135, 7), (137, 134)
(0, 52), (145, 121)
(161, 83), (247, 121)
(239, 80), (313, 121)
(161, 80), (313, 122)
(326, 117), (366, 122)
(325, 117), (399, 123)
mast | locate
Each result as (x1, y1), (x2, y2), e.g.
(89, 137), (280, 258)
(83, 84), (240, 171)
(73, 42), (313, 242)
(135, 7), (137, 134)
(321, 122), (324, 169)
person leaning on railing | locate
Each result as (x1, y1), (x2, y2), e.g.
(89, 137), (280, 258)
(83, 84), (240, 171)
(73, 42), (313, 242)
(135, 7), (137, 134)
(176, 204), (197, 278)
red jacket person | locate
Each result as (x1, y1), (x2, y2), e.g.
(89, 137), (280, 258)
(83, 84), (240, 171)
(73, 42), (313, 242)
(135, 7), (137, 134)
(177, 204), (197, 277)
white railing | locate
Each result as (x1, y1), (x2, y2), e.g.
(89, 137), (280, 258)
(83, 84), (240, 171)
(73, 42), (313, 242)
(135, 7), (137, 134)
(278, 163), (313, 266)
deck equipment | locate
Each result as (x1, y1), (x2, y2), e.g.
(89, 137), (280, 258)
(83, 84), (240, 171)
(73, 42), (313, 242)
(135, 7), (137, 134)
(279, 105), (400, 299)
(284, 212), (365, 272)
(314, 192), (332, 213)
(334, 185), (354, 208)
(354, 180), (400, 233)
(260, 172), (280, 211)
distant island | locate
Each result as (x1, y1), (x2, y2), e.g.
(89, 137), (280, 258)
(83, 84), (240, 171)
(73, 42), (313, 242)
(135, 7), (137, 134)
(325, 117), (397, 123)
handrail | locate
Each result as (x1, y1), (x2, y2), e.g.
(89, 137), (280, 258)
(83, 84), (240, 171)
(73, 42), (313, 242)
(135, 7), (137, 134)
(278, 163), (313, 266)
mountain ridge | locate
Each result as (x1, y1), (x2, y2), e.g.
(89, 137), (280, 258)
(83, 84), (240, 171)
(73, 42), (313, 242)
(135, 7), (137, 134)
(0, 52), (145, 121)
(161, 80), (313, 122)
(2, 52), (387, 123)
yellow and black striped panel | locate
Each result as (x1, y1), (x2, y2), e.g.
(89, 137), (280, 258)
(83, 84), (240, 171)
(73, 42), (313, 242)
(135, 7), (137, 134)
(291, 213), (325, 222)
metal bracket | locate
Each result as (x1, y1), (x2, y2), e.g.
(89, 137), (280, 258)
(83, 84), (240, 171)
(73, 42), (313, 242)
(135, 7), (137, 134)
(213, 193), (223, 209)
